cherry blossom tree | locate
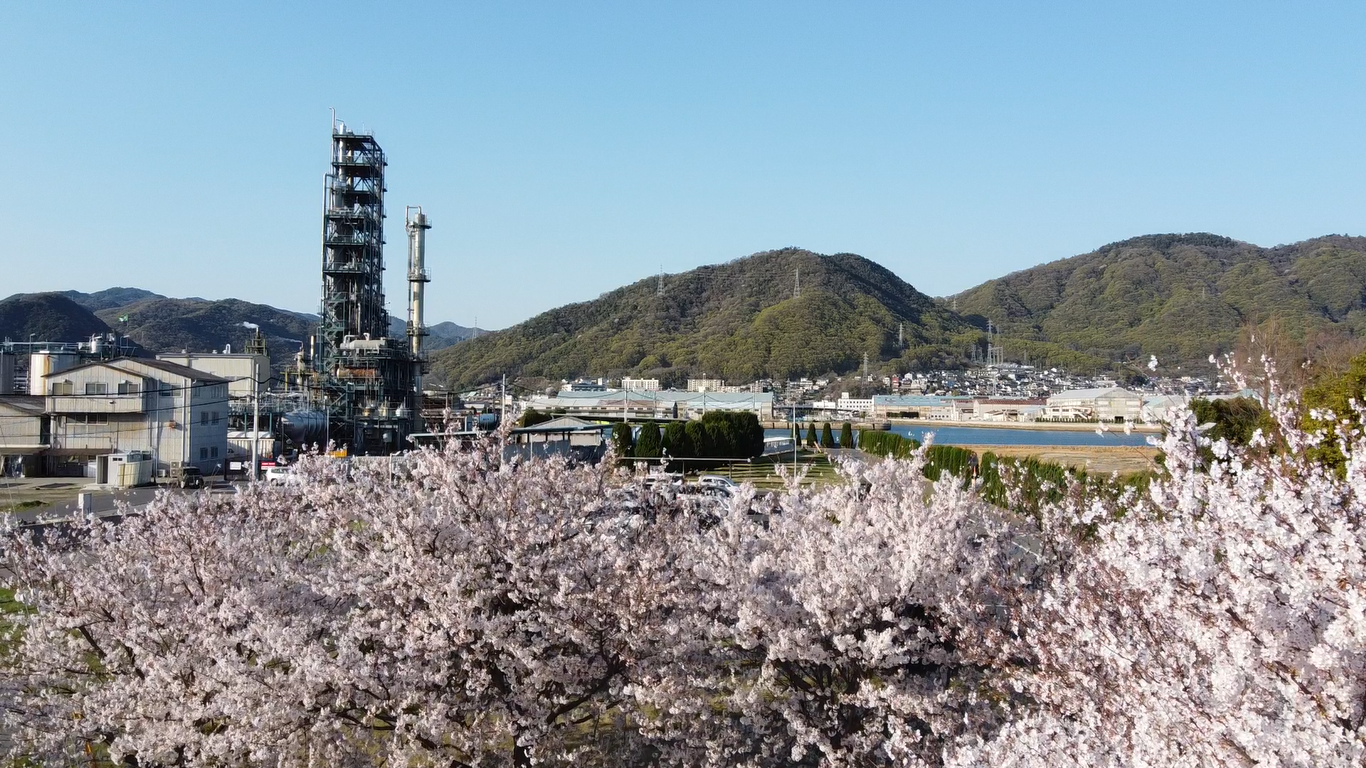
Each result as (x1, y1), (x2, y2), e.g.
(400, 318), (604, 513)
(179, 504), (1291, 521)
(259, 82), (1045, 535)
(3, 386), (1364, 767)
(1, 440), (703, 767)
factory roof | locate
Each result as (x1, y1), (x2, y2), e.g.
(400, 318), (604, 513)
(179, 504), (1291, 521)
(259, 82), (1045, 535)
(513, 416), (612, 434)
(47, 357), (229, 383)
(1047, 387), (1140, 401)
(0, 395), (45, 416)
(872, 395), (973, 407)
(537, 389), (773, 405)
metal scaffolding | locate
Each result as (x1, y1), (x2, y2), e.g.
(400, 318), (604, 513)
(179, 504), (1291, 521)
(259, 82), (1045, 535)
(308, 118), (420, 455)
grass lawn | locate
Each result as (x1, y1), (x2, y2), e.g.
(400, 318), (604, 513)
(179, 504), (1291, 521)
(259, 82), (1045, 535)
(688, 451), (844, 490)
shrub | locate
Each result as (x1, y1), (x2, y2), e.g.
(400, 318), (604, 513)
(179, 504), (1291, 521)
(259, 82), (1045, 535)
(635, 422), (662, 458)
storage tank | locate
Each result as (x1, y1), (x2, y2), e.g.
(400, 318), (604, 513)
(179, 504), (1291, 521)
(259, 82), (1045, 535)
(281, 410), (328, 448)
(30, 352), (81, 395)
(28, 352), (54, 395)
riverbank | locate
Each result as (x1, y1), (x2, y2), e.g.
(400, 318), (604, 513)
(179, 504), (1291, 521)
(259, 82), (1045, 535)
(960, 444), (1162, 475)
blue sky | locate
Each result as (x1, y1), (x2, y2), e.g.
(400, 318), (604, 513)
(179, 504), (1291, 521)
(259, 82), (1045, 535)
(3, 3), (1364, 329)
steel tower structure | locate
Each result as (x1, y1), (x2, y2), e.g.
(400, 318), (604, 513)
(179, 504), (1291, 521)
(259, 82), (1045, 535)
(319, 120), (388, 356)
(310, 118), (418, 454)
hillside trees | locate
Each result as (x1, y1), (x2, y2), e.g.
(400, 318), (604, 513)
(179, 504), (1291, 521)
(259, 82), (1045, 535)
(428, 248), (966, 388)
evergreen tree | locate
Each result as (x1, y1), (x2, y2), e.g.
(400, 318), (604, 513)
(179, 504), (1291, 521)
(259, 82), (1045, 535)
(635, 422), (663, 458)
(840, 422), (855, 449)
(821, 422), (834, 448)
(805, 423), (817, 447)
(662, 421), (691, 458)
(611, 423), (634, 458)
(684, 421), (709, 458)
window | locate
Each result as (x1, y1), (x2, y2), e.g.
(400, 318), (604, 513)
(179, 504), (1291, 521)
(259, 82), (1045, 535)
(160, 383), (173, 397)
(200, 448), (208, 460)
(211, 411), (220, 425)
(87, 414), (108, 425)
(117, 381), (140, 395)
(210, 446), (219, 458)
(84, 382), (108, 395)
(200, 411), (208, 425)
(52, 381), (73, 396)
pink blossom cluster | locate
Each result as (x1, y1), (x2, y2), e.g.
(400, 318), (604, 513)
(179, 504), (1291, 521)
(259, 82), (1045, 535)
(2, 398), (1363, 766)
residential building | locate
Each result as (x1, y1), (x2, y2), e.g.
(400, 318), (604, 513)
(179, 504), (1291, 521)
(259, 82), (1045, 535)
(621, 377), (661, 392)
(686, 377), (726, 393)
(43, 358), (230, 477)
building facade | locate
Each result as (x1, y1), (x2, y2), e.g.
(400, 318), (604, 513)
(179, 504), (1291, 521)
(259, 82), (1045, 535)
(526, 389), (774, 421)
(0, 396), (48, 477)
(1044, 387), (1143, 423)
(621, 377), (661, 392)
(43, 358), (230, 476)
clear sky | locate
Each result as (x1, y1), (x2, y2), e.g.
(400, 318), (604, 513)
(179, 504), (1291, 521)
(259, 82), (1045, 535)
(3, 3), (1364, 329)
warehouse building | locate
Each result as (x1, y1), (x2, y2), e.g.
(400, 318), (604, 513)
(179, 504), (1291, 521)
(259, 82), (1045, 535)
(42, 358), (230, 477)
(526, 389), (774, 421)
(1044, 387), (1143, 423)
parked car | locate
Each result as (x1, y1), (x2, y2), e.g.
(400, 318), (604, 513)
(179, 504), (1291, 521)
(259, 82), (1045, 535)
(173, 465), (203, 490)
(264, 466), (293, 485)
(696, 475), (738, 491)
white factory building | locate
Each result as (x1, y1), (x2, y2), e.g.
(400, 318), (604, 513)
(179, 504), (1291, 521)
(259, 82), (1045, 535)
(1043, 387), (1143, 423)
(42, 357), (231, 477)
(526, 389), (774, 421)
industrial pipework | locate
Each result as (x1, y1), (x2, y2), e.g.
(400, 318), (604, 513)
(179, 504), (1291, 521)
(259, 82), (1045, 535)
(405, 206), (432, 431)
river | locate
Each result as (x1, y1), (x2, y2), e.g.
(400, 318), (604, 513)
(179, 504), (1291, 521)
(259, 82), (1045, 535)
(767, 425), (1154, 447)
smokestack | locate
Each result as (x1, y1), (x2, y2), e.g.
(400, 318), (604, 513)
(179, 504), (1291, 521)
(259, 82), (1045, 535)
(406, 207), (432, 431)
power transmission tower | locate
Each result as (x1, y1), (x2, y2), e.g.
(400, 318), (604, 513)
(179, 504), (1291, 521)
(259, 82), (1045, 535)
(657, 266), (665, 297)
(898, 322), (904, 348)
(793, 266), (801, 299)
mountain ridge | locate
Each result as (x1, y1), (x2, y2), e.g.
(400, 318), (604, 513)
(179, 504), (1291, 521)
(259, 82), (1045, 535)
(947, 232), (1366, 369)
(427, 247), (975, 389)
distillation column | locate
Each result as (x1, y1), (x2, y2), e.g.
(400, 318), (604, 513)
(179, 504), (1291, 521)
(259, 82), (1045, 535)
(406, 207), (431, 431)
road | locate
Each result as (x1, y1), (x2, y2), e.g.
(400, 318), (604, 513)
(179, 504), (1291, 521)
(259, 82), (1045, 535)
(7, 483), (241, 526)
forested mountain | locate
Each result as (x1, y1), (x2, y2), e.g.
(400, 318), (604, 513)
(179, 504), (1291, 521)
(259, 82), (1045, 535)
(428, 248), (975, 389)
(60, 287), (166, 312)
(0, 293), (112, 343)
(949, 234), (1366, 370)
(6, 287), (478, 370)
(92, 297), (318, 367)
(385, 317), (481, 351)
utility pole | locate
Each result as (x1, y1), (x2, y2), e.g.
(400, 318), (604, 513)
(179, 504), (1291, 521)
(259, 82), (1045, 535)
(500, 374), (507, 426)
(250, 372), (260, 482)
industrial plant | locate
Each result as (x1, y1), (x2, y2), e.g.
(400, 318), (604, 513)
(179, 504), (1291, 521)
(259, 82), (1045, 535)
(0, 118), (441, 481)
(286, 119), (434, 456)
